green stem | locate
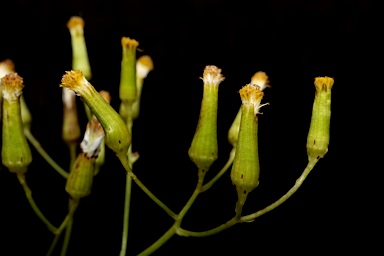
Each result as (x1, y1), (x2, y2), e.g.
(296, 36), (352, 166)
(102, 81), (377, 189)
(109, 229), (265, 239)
(176, 159), (319, 237)
(240, 158), (319, 222)
(16, 174), (57, 234)
(137, 225), (177, 256)
(60, 143), (77, 256)
(118, 156), (177, 220)
(46, 231), (63, 256)
(47, 199), (79, 256)
(177, 217), (238, 237)
(201, 148), (235, 192)
(177, 170), (205, 223)
(119, 113), (134, 256)
(60, 199), (75, 256)
(60, 219), (73, 256)
(24, 129), (68, 179)
(120, 174), (132, 256)
(68, 142), (77, 170)
(138, 170), (205, 255)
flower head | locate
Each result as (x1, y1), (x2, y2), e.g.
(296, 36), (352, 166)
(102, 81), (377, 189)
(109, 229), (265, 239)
(1, 73), (24, 100)
(121, 37), (139, 49)
(200, 65), (225, 87)
(239, 84), (265, 115)
(60, 70), (90, 95)
(314, 76), (334, 92)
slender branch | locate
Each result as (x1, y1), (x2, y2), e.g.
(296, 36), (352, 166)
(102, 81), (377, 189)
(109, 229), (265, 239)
(177, 217), (238, 237)
(201, 148), (235, 192)
(118, 155), (177, 220)
(68, 142), (77, 170)
(16, 174), (57, 234)
(119, 113), (134, 256)
(240, 158), (319, 222)
(176, 159), (319, 237)
(60, 218), (73, 256)
(176, 171), (205, 223)
(60, 142), (78, 256)
(47, 199), (80, 256)
(119, 170), (133, 256)
(60, 199), (75, 256)
(137, 225), (177, 256)
(24, 129), (68, 179)
(138, 170), (206, 255)
(46, 231), (63, 256)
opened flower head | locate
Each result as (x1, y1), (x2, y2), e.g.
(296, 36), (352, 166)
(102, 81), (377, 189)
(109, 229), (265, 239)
(239, 84), (266, 115)
(60, 70), (90, 95)
(200, 65), (225, 87)
(250, 71), (270, 91)
(1, 73), (24, 101)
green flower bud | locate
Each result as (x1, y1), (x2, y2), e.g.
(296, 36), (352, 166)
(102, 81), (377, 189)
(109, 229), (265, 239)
(66, 118), (105, 199)
(60, 70), (131, 159)
(231, 84), (265, 213)
(119, 37), (139, 106)
(1, 73), (32, 174)
(65, 153), (95, 199)
(306, 76), (334, 161)
(67, 16), (92, 80)
(188, 66), (224, 172)
(132, 55), (154, 120)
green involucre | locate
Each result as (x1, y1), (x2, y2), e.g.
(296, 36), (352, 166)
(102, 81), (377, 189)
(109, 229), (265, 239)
(2, 99), (32, 174)
(231, 104), (260, 195)
(188, 84), (219, 171)
(306, 83), (332, 161)
(65, 153), (95, 199)
(80, 85), (131, 159)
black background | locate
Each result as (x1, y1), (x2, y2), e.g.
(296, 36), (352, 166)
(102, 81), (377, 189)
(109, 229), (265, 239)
(0, 0), (377, 255)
